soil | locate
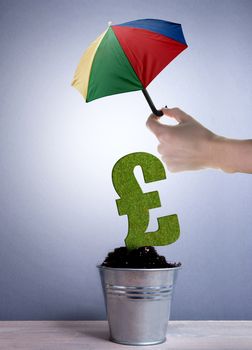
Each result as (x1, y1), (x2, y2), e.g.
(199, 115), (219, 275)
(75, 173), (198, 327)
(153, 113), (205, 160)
(101, 246), (181, 269)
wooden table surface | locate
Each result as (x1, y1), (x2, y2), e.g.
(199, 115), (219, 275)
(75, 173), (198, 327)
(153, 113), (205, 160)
(0, 321), (251, 350)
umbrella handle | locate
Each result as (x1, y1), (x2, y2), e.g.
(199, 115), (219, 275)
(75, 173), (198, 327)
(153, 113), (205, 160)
(142, 88), (163, 117)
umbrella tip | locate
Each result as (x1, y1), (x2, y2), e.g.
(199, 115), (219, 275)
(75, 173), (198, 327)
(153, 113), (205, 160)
(108, 21), (112, 27)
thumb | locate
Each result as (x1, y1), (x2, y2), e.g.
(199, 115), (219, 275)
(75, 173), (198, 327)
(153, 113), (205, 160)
(162, 107), (191, 123)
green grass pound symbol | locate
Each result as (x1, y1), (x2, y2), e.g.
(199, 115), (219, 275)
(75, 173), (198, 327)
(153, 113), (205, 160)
(112, 152), (180, 250)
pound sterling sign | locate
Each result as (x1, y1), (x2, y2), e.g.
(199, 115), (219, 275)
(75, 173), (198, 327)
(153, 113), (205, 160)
(112, 152), (180, 250)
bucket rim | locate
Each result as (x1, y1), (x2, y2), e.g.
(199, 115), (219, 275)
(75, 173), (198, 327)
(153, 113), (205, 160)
(96, 264), (182, 271)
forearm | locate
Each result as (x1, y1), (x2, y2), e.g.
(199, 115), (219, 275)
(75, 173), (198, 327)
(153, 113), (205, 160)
(212, 137), (252, 173)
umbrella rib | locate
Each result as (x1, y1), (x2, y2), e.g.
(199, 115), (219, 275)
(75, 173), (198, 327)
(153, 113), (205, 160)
(111, 26), (163, 116)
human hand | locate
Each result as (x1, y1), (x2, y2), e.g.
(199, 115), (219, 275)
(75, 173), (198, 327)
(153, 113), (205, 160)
(146, 107), (220, 172)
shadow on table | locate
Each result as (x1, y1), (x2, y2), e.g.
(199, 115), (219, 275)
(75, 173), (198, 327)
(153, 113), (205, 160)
(54, 319), (110, 342)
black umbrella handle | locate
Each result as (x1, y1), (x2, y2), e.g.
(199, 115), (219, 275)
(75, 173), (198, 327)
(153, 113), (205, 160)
(142, 88), (163, 117)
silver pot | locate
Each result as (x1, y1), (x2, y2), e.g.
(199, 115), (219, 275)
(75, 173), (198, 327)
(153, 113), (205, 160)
(97, 265), (181, 345)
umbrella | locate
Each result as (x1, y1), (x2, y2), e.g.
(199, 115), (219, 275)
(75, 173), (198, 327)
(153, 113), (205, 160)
(72, 18), (187, 116)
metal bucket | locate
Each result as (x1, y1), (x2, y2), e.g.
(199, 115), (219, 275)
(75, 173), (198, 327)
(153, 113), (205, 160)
(97, 265), (181, 346)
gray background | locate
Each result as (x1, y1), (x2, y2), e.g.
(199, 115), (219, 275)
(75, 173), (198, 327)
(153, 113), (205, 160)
(0, 0), (252, 320)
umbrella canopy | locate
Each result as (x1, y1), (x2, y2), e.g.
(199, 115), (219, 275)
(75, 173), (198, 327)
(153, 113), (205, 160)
(72, 19), (187, 115)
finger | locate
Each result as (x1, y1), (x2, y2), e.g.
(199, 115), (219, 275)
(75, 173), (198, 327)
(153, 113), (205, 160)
(157, 143), (164, 155)
(146, 114), (165, 138)
(162, 159), (186, 173)
(162, 156), (204, 172)
(162, 107), (191, 123)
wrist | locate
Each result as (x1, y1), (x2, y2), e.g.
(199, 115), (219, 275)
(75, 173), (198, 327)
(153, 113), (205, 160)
(210, 136), (238, 173)
(213, 136), (252, 173)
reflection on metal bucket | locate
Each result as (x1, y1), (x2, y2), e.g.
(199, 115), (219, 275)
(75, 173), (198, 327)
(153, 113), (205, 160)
(98, 265), (181, 346)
